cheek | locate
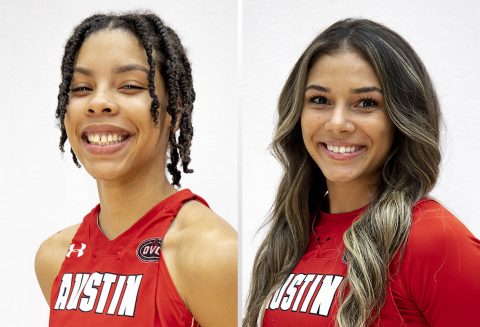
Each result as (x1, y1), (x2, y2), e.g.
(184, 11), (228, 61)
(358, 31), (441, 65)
(140, 118), (165, 148)
(371, 118), (396, 159)
(382, 129), (396, 160)
(64, 112), (75, 138)
(64, 100), (83, 130)
(380, 115), (395, 142)
(300, 112), (310, 146)
(300, 110), (320, 144)
(63, 112), (83, 156)
(300, 114), (320, 163)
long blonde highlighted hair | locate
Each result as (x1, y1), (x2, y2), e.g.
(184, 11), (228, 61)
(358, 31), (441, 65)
(244, 18), (441, 327)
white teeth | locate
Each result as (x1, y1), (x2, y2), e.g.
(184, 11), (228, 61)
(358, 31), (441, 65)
(86, 133), (127, 146)
(326, 144), (360, 154)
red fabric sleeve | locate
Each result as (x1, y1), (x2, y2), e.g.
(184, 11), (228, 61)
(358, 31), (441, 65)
(398, 200), (480, 326)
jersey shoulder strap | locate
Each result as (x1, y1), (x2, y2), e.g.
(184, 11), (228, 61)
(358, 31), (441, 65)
(161, 188), (210, 218)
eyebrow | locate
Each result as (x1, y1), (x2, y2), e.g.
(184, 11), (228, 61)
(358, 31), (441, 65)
(73, 64), (149, 76)
(351, 86), (383, 94)
(73, 67), (92, 76)
(305, 84), (383, 94)
(112, 64), (149, 75)
(305, 85), (330, 93)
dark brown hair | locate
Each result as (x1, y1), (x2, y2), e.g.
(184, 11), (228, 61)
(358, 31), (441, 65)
(56, 11), (195, 186)
(245, 18), (441, 326)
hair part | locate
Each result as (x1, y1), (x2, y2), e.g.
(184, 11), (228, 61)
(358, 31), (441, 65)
(244, 18), (441, 327)
(56, 11), (195, 186)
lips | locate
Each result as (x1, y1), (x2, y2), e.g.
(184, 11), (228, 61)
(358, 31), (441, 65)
(326, 144), (361, 154)
(80, 125), (133, 155)
(320, 142), (366, 160)
(84, 132), (129, 146)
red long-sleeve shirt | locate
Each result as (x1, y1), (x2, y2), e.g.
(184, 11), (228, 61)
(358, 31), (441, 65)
(263, 199), (480, 326)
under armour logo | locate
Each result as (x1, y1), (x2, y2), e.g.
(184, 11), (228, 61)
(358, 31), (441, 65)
(66, 243), (87, 258)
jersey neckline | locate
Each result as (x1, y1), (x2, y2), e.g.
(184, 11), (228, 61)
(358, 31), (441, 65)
(316, 204), (367, 226)
(88, 189), (192, 257)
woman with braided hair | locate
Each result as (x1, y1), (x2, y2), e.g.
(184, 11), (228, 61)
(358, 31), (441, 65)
(34, 12), (237, 327)
(244, 19), (480, 326)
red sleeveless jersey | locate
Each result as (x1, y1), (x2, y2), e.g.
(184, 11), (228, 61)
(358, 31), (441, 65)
(262, 199), (480, 326)
(50, 189), (206, 327)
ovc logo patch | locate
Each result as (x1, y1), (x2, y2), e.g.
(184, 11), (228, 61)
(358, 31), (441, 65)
(136, 238), (163, 262)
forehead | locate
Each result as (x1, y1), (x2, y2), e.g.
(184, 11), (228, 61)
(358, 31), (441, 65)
(306, 51), (380, 87)
(75, 29), (148, 67)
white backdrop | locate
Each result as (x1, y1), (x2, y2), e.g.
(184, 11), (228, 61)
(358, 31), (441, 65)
(241, 0), (480, 311)
(1, 0), (480, 325)
(0, 1), (237, 325)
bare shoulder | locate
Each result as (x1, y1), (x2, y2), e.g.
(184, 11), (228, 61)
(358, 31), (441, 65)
(175, 200), (237, 276)
(165, 200), (237, 327)
(176, 199), (236, 242)
(35, 223), (81, 305)
(172, 200), (237, 278)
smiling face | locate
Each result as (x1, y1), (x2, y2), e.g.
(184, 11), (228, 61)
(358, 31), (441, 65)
(301, 50), (395, 192)
(65, 29), (170, 183)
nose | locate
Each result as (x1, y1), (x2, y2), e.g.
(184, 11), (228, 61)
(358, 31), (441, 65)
(86, 88), (118, 115)
(324, 104), (355, 134)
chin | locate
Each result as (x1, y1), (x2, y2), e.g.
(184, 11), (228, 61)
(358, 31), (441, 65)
(83, 163), (127, 182)
(325, 176), (358, 184)
(323, 170), (361, 184)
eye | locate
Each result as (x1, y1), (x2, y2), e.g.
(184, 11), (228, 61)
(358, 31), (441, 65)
(120, 84), (147, 91)
(121, 84), (145, 90)
(357, 98), (378, 108)
(70, 86), (92, 95)
(309, 95), (329, 105)
(119, 84), (147, 95)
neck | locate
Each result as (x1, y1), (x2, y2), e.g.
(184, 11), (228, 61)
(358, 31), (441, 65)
(326, 178), (379, 214)
(96, 169), (176, 240)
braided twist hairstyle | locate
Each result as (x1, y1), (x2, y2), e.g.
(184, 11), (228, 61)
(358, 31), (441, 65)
(55, 12), (195, 186)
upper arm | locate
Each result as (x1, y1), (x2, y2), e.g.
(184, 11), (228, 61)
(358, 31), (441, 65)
(34, 224), (79, 305)
(401, 202), (480, 326)
(186, 233), (237, 327)
(171, 203), (238, 327)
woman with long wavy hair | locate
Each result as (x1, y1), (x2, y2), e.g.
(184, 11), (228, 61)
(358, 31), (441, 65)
(244, 18), (480, 327)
